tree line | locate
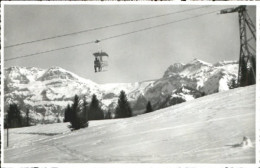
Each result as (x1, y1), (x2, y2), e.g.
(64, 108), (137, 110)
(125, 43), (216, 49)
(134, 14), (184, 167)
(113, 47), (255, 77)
(4, 104), (30, 128)
(64, 90), (146, 130)
(4, 90), (154, 130)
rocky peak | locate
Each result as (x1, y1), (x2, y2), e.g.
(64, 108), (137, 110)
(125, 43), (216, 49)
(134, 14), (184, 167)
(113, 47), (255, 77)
(163, 63), (184, 78)
(214, 60), (239, 67)
(36, 67), (77, 81)
(188, 58), (212, 66)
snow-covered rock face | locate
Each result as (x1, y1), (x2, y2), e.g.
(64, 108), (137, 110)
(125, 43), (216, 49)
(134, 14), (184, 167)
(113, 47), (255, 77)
(37, 67), (77, 81)
(5, 66), (45, 84)
(4, 66), (154, 123)
(4, 59), (238, 124)
(163, 63), (184, 77)
(146, 59), (238, 106)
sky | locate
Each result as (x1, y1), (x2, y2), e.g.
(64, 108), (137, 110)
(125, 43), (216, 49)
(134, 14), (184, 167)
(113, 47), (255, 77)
(4, 4), (256, 84)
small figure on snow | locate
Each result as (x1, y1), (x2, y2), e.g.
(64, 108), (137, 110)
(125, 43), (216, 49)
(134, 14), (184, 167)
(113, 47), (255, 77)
(240, 136), (253, 148)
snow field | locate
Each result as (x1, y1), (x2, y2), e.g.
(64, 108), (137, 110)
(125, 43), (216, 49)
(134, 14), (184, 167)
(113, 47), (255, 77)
(4, 85), (255, 163)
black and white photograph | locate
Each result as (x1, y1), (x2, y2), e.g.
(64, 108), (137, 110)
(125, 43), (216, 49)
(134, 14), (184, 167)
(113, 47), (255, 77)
(1, 2), (256, 164)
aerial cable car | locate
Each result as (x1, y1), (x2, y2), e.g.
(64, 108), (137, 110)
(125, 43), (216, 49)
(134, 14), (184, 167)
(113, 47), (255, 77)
(93, 40), (109, 73)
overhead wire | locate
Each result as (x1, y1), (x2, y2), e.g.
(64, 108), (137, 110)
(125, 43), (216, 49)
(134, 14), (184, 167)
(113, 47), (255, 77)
(5, 8), (222, 62)
(99, 9), (218, 43)
(4, 6), (209, 48)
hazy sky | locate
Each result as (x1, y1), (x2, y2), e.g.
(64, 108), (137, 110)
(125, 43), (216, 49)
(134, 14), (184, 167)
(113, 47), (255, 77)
(4, 5), (256, 84)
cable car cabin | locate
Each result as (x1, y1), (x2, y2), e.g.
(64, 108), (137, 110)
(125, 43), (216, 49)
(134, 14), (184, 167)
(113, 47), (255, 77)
(93, 51), (109, 73)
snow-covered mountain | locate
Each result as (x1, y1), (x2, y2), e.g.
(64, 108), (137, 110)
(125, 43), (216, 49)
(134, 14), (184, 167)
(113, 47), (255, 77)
(145, 59), (238, 109)
(4, 59), (238, 124)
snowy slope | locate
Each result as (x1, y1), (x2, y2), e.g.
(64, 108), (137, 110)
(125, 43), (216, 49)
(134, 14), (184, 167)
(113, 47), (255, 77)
(4, 85), (255, 163)
(4, 59), (238, 123)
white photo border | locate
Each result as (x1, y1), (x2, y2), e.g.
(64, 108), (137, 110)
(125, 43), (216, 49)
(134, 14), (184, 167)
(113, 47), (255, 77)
(1, 0), (259, 168)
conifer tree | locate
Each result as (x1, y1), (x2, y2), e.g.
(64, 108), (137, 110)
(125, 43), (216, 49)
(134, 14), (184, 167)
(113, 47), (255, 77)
(6, 103), (22, 128)
(26, 108), (30, 126)
(145, 101), (153, 113)
(89, 94), (104, 120)
(64, 104), (72, 122)
(240, 58), (249, 87)
(80, 97), (89, 127)
(115, 90), (132, 118)
(70, 95), (81, 130)
(249, 56), (256, 85)
(105, 109), (112, 119)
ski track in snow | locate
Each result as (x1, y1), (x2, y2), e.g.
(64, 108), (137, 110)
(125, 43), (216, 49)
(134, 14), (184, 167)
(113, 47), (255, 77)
(4, 86), (255, 163)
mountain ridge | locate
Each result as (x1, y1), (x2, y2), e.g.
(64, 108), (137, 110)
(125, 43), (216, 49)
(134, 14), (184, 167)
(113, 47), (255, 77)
(4, 59), (238, 124)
